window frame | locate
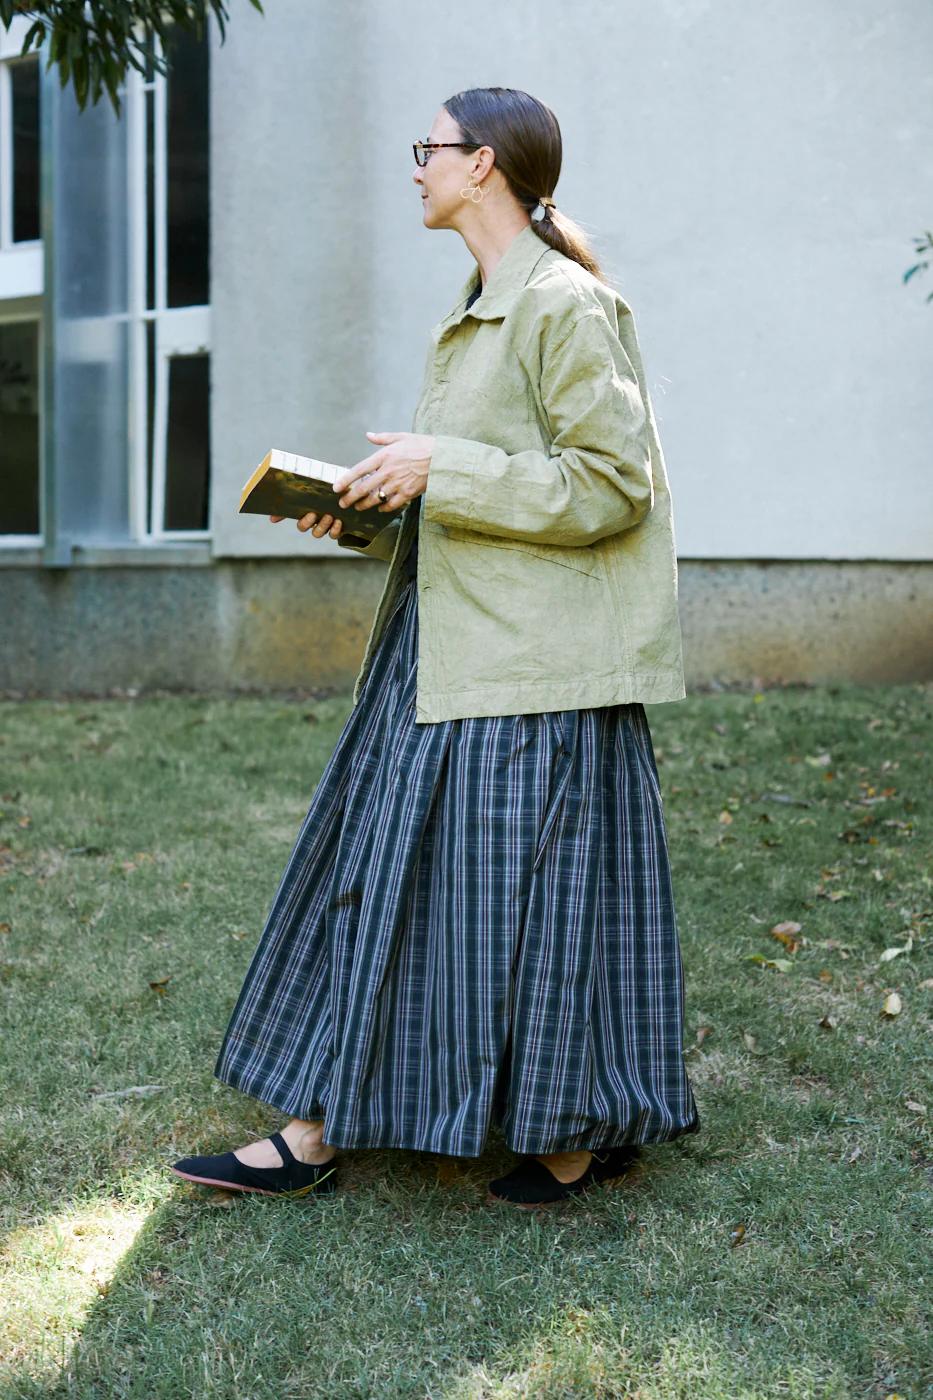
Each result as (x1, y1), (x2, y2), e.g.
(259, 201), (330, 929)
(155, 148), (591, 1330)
(126, 19), (212, 544)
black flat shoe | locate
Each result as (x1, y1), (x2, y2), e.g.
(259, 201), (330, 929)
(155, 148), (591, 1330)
(170, 1130), (338, 1198)
(487, 1145), (640, 1209)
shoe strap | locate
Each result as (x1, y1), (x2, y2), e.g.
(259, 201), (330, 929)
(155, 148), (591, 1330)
(269, 1130), (296, 1167)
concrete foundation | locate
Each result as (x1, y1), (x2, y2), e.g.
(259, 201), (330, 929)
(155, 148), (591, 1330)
(1, 558), (930, 699)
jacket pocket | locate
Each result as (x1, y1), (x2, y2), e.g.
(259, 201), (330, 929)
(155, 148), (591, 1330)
(442, 524), (603, 578)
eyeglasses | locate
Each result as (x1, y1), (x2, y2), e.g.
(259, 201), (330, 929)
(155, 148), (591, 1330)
(413, 139), (480, 167)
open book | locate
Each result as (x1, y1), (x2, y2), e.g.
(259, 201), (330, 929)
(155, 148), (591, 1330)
(239, 448), (406, 543)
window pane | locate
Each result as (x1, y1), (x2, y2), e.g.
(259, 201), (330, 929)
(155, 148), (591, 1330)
(164, 22), (209, 307)
(45, 71), (130, 548)
(146, 87), (155, 310)
(146, 319), (156, 524)
(0, 320), (40, 534)
(11, 56), (40, 243)
(164, 352), (210, 530)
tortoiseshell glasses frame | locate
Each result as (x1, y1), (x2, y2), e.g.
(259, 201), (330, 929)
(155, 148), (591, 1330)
(413, 140), (480, 167)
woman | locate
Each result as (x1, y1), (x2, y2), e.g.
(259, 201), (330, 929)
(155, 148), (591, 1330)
(172, 86), (700, 1210)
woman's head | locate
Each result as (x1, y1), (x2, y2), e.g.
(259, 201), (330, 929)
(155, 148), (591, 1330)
(412, 86), (605, 280)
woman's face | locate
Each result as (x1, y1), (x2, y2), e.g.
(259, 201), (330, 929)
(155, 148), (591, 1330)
(413, 107), (488, 229)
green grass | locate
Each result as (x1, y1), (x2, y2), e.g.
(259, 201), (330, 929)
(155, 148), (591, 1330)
(0, 681), (930, 1399)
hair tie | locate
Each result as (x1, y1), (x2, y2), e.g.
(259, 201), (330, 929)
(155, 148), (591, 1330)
(539, 196), (556, 211)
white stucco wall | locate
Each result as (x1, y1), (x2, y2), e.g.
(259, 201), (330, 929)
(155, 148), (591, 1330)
(209, 0), (933, 562)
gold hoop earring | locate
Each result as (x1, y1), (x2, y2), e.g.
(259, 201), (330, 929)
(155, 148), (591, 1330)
(459, 182), (485, 204)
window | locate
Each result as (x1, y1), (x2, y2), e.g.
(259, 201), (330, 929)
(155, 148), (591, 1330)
(0, 316), (40, 534)
(0, 17), (211, 552)
(0, 32), (42, 542)
(131, 19), (212, 540)
(9, 55), (39, 243)
(0, 46), (40, 250)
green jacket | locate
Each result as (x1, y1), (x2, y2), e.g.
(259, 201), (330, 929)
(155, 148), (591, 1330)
(337, 222), (686, 722)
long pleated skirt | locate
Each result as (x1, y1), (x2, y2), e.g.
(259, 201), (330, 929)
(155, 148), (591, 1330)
(213, 568), (701, 1158)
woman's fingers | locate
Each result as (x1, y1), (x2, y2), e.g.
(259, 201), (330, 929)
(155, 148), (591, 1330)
(315, 514), (343, 538)
(269, 511), (343, 539)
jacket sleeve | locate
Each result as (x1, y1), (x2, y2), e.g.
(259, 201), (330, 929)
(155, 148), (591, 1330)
(422, 307), (654, 548)
(334, 518), (401, 562)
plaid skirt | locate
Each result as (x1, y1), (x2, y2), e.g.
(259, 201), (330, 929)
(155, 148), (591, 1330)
(213, 569), (701, 1158)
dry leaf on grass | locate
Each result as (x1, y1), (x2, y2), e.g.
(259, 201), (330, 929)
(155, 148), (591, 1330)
(879, 937), (914, 963)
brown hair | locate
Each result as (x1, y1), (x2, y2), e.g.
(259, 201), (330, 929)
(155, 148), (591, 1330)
(442, 86), (610, 284)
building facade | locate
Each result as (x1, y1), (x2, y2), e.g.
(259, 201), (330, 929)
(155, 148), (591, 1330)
(1, 2), (931, 697)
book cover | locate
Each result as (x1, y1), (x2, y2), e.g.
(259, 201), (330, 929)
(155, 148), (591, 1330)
(239, 449), (406, 542)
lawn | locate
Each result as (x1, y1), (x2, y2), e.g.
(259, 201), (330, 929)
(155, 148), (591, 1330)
(0, 681), (930, 1399)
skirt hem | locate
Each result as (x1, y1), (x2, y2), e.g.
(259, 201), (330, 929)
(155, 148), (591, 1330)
(213, 1066), (701, 1159)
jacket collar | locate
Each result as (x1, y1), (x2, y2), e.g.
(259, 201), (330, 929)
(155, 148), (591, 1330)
(430, 223), (553, 341)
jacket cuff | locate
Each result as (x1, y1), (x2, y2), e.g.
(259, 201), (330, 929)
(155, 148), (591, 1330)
(423, 435), (477, 529)
(335, 521), (398, 561)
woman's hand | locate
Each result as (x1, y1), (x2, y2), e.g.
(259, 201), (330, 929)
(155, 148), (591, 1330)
(334, 431), (436, 513)
(269, 512), (344, 538)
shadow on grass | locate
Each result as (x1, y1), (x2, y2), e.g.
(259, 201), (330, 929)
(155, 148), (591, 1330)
(2, 1131), (872, 1400)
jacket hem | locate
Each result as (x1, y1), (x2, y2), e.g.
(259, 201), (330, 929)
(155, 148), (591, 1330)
(412, 672), (687, 722)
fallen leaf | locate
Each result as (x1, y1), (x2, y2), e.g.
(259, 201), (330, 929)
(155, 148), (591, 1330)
(149, 976), (171, 995)
(435, 1158), (462, 1187)
(760, 792), (812, 807)
(814, 939), (855, 956)
(748, 954), (795, 973)
(770, 920), (802, 936)
(881, 992), (902, 1018)
(879, 937), (914, 963)
(771, 928), (801, 953)
(905, 1101), (927, 1115)
(818, 1015), (837, 1031)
